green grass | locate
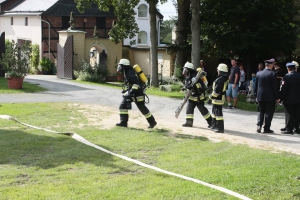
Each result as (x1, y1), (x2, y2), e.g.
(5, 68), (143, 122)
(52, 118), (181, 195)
(0, 77), (47, 93)
(0, 103), (299, 200)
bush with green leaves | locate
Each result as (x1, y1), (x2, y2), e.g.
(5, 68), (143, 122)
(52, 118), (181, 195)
(30, 44), (40, 71)
(39, 57), (53, 73)
(74, 59), (108, 82)
(0, 39), (31, 77)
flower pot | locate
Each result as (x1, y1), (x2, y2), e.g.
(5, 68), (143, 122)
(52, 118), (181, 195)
(105, 75), (117, 82)
(7, 77), (24, 89)
(116, 75), (124, 82)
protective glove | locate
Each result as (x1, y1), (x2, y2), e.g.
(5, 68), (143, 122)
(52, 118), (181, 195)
(207, 99), (212, 105)
(181, 87), (186, 91)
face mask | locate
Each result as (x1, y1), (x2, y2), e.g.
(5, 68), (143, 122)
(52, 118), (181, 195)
(182, 68), (189, 76)
(116, 64), (123, 73)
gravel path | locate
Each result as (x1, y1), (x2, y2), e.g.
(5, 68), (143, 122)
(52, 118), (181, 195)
(1, 75), (300, 155)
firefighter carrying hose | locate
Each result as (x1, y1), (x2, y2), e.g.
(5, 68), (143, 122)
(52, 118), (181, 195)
(115, 59), (157, 128)
(208, 63), (229, 133)
(181, 62), (212, 127)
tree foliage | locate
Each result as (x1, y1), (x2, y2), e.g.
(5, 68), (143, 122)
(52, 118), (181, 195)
(74, 0), (140, 44)
(160, 20), (175, 44)
(200, 0), (300, 61)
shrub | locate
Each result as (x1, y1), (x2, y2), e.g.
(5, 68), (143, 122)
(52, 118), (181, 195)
(40, 57), (53, 73)
(74, 59), (108, 82)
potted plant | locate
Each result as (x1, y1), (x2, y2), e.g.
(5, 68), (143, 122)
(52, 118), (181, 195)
(30, 44), (41, 74)
(0, 39), (31, 89)
(40, 57), (53, 75)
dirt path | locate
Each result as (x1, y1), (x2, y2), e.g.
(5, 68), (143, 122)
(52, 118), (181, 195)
(73, 103), (300, 156)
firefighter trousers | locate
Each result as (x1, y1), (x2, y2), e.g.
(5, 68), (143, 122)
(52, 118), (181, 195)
(185, 99), (212, 126)
(119, 96), (156, 125)
(211, 104), (224, 131)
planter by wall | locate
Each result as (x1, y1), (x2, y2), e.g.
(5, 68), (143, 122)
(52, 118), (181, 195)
(7, 77), (24, 89)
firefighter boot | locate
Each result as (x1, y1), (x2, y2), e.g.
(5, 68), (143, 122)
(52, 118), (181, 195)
(116, 121), (128, 127)
(206, 116), (213, 128)
(209, 118), (216, 129)
(182, 119), (193, 127)
(214, 120), (224, 133)
(147, 116), (157, 128)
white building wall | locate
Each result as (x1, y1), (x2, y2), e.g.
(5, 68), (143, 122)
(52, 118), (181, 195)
(0, 15), (42, 57)
(123, 0), (150, 47)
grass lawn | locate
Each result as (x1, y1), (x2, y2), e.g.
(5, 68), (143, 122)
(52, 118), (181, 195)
(0, 103), (299, 200)
(0, 77), (47, 93)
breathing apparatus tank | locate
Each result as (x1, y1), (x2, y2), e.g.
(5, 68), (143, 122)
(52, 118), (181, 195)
(133, 64), (148, 84)
(197, 67), (208, 87)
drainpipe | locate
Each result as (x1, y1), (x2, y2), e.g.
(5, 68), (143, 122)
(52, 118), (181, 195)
(37, 15), (50, 59)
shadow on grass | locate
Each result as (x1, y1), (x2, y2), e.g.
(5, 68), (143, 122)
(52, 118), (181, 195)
(127, 127), (208, 141)
(0, 129), (127, 170)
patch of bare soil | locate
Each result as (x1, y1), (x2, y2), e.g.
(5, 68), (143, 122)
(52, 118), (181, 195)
(69, 103), (300, 155)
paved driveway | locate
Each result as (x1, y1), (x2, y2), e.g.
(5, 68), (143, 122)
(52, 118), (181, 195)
(1, 75), (300, 155)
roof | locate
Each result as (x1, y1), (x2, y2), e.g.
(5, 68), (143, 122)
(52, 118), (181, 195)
(43, 0), (114, 17)
(6, 0), (58, 12)
(0, 0), (7, 3)
(2, 0), (114, 17)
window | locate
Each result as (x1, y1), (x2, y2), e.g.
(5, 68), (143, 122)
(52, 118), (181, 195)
(96, 17), (106, 29)
(112, 20), (116, 27)
(138, 4), (147, 17)
(25, 17), (28, 26)
(11, 17), (13, 25)
(138, 31), (147, 44)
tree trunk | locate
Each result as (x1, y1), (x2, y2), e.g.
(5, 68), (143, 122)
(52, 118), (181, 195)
(174, 0), (191, 78)
(191, 0), (200, 68)
(149, 0), (159, 87)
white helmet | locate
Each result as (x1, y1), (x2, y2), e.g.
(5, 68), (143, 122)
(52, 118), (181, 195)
(292, 61), (299, 68)
(183, 62), (194, 70)
(217, 63), (228, 72)
(118, 59), (130, 65)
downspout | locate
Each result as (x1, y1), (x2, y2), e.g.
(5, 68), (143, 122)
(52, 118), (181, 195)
(37, 15), (50, 59)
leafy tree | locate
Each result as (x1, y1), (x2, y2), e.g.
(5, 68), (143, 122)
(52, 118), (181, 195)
(74, 0), (167, 87)
(173, 0), (191, 77)
(160, 20), (175, 44)
(190, 0), (200, 68)
(74, 0), (140, 45)
(200, 0), (300, 73)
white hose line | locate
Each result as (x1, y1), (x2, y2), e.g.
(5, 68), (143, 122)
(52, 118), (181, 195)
(1, 115), (252, 200)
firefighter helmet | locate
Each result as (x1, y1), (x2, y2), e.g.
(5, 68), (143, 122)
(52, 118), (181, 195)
(118, 59), (130, 65)
(217, 63), (228, 72)
(292, 61), (299, 68)
(183, 62), (195, 70)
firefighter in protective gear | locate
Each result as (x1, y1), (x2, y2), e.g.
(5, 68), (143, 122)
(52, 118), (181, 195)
(116, 59), (157, 128)
(209, 63), (229, 133)
(182, 62), (212, 127)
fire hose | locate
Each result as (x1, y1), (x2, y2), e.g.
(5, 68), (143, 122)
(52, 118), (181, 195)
(0, 115), (251, 200)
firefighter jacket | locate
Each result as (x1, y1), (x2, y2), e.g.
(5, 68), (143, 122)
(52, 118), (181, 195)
(185, 71), (206, 102)
(123, 66), (145, 102)
(209, 75), (229, 105)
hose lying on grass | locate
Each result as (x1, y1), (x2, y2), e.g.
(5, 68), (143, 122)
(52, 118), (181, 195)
(0, 115), (252, 200)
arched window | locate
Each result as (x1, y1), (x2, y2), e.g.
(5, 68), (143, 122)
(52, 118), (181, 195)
(138, 31), (147, 44)
(138, 4), (148, 17)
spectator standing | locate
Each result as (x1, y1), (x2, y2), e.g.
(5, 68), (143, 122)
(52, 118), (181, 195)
(226, 59), (240, 109)
(238, 63), (246, 91)
(257, 63), (264, 73)
(279, 62), (300, 134)
(200, 60), (207, 72)
(254, 58), (279, 133)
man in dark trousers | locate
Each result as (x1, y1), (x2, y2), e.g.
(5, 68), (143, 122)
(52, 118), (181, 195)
(254, 58), (279, 133)
(115, 59), (157, 128)
(279, 62), (300, 134)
